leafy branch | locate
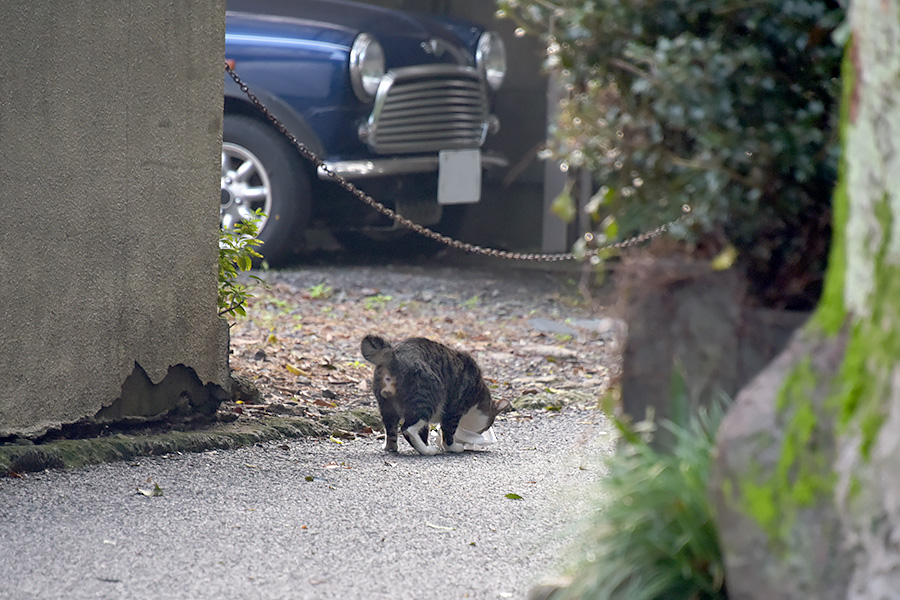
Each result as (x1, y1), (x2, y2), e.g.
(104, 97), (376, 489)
(218, 210), (265, 317)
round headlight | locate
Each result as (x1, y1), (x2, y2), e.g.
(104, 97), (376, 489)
(476, 31), (506, 91)
(350, 33), (385, 102)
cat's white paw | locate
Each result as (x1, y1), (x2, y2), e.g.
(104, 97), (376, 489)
(436, 434), (464, 453)
(404, 420), (438, 456)
(417, 445), (439, 456)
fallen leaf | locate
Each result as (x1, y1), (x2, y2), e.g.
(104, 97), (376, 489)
(285, 364), (308, 376)
(328, 436), (344, 445)
(711, 244), (738, 271)
(505, 493), (523, 500)
(137, 482), (163, 497)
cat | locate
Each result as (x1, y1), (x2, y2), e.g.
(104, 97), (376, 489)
(360, 334), (512, 455)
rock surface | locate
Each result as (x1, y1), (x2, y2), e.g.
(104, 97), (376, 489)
(615, 252), (807, 446)
(710, 327), (851, 600)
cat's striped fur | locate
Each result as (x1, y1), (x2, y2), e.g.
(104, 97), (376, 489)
(361, 334), (511, 455)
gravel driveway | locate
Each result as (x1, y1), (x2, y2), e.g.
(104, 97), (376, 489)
(0, 405), (613, 599)
(1, 257), (621, 599)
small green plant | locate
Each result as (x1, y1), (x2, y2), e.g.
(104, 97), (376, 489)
(462, 295), (480, 309)
(364, 294), (392, 311)
(269, 297), (290, 312)
(559, 403), (728, 600)
(218, 210), (265, 317)
(308, 283), (334, 299)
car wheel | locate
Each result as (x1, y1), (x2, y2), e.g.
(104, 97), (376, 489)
(335, 205), (468, 257)
(221, 115), (310, 265)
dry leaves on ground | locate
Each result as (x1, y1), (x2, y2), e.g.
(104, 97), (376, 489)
(224, 263), (624, 435)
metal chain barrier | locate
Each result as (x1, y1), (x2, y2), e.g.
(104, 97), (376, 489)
(225, 63), (691, 262)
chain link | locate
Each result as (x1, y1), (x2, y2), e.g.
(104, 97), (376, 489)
(225, 63), (691, 262)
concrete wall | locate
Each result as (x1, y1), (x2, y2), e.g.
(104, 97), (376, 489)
(0, 1), (228, 437)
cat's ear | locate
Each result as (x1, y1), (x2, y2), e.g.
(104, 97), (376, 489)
(361, 335), (392, 365)
(494, 398), (513, 414)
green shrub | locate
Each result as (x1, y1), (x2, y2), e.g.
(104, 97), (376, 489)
(498, 0), (843, 308)
(558, 405), (728, 600)
(218, 210), (264, 317)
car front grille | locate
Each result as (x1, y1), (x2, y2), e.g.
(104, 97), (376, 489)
(363, 65), (489, 155)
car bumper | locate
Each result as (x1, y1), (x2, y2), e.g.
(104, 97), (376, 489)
(317, 151), (508, 180)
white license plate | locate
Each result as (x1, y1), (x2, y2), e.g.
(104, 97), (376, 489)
(438, 149), (481, 205)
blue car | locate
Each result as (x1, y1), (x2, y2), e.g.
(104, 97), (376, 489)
(223, 0), (508, 263)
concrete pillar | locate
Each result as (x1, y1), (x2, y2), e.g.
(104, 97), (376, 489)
(0, 1), (229, 437)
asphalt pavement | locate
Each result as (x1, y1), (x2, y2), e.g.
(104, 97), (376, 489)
(0, 408), (613, 600)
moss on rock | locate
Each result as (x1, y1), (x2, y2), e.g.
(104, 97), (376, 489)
(0, 413), (376, 476)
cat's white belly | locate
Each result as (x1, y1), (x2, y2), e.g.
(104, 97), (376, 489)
(448, 407), (496, 449)
(457, 407), (492, 433)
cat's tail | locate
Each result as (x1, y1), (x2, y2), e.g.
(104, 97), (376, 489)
(361, 334), (392, 366)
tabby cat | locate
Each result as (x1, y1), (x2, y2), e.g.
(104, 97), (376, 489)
(361, 334), (511, 455)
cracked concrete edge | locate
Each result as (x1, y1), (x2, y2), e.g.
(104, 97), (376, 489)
(0, 408), (382, 477)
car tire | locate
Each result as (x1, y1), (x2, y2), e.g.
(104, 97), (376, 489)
(221, 115), (310, 266)
(335, 204), (468, 257)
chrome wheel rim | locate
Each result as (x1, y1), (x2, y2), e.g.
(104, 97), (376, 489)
(221, 143), (272, 232)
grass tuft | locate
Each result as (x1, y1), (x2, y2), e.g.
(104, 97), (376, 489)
(559, 402), (728, 600)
